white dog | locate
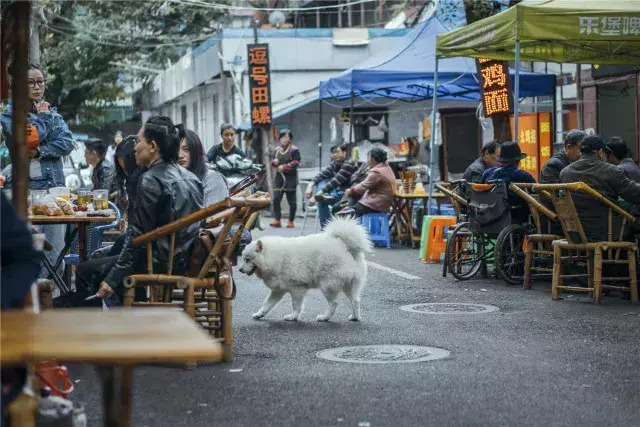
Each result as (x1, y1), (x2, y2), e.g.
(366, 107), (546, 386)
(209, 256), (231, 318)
(239, 217), (372, 322)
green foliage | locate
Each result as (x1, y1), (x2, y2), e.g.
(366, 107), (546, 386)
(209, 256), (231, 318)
(40, 0), (227, 122)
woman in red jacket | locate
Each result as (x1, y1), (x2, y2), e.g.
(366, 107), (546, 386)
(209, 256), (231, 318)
(345, 147), (396, 216)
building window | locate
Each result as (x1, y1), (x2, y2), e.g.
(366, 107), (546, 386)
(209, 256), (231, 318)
(345, 107), (389, 144)
(181, 105), (187, 126)
(193, 101), (199, 133)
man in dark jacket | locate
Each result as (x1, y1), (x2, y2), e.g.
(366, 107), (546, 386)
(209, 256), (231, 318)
(539, 129), (585, 184)
(481, 141), (535, 224)
(305, 143), (360, 228)
(463, 140), (501, 183)
(73, 116), (203, 306)
(85, 138), (116, 192)
(560, 134), (640, 242)
(604, 136), (640, 217)
(605, 136), (640, 182)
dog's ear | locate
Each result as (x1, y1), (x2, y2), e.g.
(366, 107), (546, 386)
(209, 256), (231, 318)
(256, 240), (263, 253)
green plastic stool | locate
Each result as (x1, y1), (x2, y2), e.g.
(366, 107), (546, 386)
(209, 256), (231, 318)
(420, 215), (449, 260)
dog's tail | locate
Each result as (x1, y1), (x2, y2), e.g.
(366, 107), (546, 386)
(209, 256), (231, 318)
(324, 217), (373, 258)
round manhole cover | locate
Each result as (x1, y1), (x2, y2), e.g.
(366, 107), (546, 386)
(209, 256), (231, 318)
(400, 303), (499, 315)
(316, 345), (450, 364)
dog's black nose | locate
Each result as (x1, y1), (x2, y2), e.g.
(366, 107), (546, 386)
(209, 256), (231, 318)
(239, 267), (245, 274)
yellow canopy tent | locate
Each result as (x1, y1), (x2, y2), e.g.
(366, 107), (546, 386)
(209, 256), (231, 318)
(424, 0), (640, 211)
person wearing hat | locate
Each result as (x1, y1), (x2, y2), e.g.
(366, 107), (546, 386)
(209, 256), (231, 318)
(463, 140), (501, 183)
(480, 141), (535, 223)
(560, 134), (640, 241)
(540, 129), (586, 184)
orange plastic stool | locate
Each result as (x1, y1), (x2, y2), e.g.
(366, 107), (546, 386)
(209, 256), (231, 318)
(424, 216), (457, 263)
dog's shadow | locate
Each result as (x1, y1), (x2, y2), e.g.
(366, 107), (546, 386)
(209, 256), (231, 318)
(253, 319), (354, 331)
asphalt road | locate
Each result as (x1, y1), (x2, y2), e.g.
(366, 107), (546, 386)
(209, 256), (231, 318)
(69, 225), (640, 426)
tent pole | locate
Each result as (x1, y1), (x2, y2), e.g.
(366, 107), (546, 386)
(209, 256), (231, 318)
(318, 95), (323, 171)
(514, 39), (521, 142)
(551, 80), (557, 149)
(427, 56), (439, 216)
(349, 90), (354, 151)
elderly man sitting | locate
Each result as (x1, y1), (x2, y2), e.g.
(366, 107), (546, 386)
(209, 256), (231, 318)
(560, 134), (640, 241)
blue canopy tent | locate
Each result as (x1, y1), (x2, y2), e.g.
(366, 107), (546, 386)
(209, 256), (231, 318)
(318, 17), (556, 101)
(318, 16), (556, 212)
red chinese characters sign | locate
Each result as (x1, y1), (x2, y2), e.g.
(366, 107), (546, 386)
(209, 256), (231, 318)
(248, 44), (272, 127)
(509, 112), (552, 180)
(477, 58), (513, 116)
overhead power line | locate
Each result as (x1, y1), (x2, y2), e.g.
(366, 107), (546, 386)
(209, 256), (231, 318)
(169, 0), (378, 12)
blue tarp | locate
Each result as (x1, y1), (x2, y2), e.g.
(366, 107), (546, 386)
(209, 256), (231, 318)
(319, 17), (556, 101)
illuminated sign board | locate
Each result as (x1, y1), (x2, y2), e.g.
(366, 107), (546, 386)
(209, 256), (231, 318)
(477, 58), (513, 116)
(248, 43), (273, 128)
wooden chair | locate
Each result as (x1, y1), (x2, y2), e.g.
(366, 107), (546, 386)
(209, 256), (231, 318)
(122, 195), (271, 365)
(532, 183), (638, 304)
(509, 183), (560, 290)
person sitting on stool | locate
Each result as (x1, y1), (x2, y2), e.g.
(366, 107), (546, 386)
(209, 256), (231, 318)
(344, 148), (396, 217)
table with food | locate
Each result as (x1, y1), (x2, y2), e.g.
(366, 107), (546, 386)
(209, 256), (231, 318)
(25, 187), (118, 294)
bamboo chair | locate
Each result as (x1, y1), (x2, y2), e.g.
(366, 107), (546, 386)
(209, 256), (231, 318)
(532, 183), (638, 304)
(122, 195), (271, 365)
(509, 183), (560, 290)
(435, 182), (468, 220)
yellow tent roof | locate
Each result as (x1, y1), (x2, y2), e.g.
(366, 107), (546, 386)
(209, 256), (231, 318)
(436, 0), (640, 65)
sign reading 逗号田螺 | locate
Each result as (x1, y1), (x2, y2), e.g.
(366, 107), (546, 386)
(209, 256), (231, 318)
(247, 43), (273, 128)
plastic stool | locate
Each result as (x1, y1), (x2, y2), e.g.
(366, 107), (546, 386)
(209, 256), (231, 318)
(358, 212), (391, 248)
(419, 215), (449, 260)
(424, 216), (457, 263)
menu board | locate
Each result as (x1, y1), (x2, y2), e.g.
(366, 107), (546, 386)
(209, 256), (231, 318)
(509, 112), (553, 180)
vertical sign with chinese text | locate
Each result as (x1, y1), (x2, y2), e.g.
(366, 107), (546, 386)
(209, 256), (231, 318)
(477, 58), (513, 117)
(248, 43), (272, 128)
(509, 112), (552, 180)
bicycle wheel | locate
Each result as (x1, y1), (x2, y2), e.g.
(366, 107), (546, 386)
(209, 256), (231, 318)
(446, 222), (485, 281)
(495, 224), (527, 285)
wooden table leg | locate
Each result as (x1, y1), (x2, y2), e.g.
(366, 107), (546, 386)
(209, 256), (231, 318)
(97, 366), (118, 427)
(406, 199), (416, 248)
(120, 365), (134, 427)
(97, 365), (134, 427)
(78, 224), (87, 263)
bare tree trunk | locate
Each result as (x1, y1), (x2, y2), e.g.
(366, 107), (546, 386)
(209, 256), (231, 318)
(29, 2), (42, 64)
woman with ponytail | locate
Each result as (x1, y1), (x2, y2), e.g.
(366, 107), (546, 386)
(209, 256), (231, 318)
(73, 116), (204, 305)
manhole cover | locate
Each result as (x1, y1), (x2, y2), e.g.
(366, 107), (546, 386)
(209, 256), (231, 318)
(400, 303), (499, 314)
(316, 345), (450, 364)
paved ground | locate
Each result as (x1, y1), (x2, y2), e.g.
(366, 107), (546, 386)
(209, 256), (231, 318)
(69, 223), (640, 426)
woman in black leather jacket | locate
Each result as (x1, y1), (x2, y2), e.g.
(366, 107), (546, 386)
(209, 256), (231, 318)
(75, 116), (204, 304)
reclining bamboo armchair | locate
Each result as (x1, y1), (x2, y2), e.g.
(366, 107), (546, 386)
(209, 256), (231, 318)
(509, 183), (560, 290)
(532, 183), (638, 304)
(122, 194), (271, 364)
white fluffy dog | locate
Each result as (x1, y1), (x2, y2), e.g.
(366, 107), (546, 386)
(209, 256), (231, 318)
(239, 217), (371, 322)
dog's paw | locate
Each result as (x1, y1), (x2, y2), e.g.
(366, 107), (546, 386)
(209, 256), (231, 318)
(316, 314), (330, 322)
(283, 314), (298, 321)
(252, 312), (265, 320)
(348, 314), (360, 321)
